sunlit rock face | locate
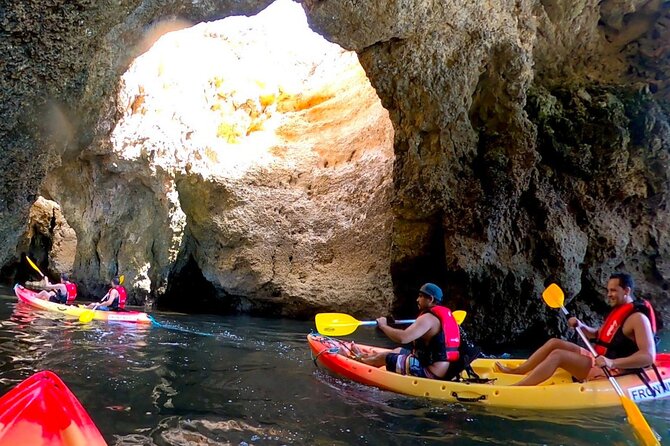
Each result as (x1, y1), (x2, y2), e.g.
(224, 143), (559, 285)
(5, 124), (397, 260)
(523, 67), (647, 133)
(0, 0), (275, 292)
(46, 0), (395, 315)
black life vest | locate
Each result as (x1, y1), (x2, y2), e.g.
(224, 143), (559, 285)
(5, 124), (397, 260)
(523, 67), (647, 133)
(595, 300), (656, 359)
(594, 299), (666, 396)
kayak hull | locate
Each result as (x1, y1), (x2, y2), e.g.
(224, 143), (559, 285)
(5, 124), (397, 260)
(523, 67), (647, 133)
(0, 370), (106, 446)
(308, 333), (670, 410)
(14, 284), (151, 324)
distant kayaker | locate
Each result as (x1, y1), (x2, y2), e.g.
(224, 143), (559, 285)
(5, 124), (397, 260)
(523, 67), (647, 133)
(357, 283), (461, 380)
(85, 276), (127, 311)
(496, 272), (656, 386)
(35, 273), (76, 304)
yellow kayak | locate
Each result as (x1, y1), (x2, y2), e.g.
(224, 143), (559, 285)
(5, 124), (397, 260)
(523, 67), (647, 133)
(14, 284), (151, 324)
(308, 333), (670, 410)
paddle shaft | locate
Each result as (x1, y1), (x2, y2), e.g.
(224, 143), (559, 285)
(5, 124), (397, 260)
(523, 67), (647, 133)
(359, 319), (415, 327)
(559, 306), (627, 395)
(361, 310), (466, 327)
(26, 256), (45, 278)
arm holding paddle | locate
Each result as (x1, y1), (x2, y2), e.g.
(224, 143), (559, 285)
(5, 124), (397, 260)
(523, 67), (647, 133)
(86, 289), (117, 310)
(567, 317), (598, 338)
(315, 311), (465, 336)
(376, 314), (435, 345)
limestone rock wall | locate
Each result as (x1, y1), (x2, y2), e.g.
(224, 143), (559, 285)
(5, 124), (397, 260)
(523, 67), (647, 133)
(303, 0), (670, 340)
(0, 0), (275, 293)
(1, 0), (669, 342)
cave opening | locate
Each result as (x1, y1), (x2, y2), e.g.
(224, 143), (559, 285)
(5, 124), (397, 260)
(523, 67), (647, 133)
(116, 0), (395, 313)
(390, 216), (449, 319)
(160, 256), (237, 314)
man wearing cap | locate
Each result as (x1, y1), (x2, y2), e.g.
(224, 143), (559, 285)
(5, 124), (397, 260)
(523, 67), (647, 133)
(360, 283), (461, 379)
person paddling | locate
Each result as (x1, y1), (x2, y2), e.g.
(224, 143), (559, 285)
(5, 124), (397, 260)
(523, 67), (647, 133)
(496, 272), (656, 386)
(357, 283), (461, 380)
(35, 273), (76, 304)
(85, 276), (127, 311)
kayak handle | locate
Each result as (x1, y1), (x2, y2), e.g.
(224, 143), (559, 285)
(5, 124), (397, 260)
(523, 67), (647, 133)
(451, 391), (486, 403)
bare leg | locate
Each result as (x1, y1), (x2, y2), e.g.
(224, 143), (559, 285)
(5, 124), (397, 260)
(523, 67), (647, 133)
(495, 338), (580, 374)
(511, 349), (593, 386)
(360, 352), (388, 367)
(35, 291), (52, 301)
(360, 347), (402, 367)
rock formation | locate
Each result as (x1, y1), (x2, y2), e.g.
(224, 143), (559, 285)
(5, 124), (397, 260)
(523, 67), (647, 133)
(303, 0), (670, 343)
(1, 0), (669, 344)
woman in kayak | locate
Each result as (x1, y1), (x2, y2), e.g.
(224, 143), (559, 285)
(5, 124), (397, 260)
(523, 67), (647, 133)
(496, 272), (656, 386)
(35, 273), (70, 304)
(356, 283), (461, 380)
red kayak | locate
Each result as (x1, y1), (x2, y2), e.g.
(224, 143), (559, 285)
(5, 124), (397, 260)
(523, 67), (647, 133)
(0, 371), (106, 446)
(14, 284), (151, 324)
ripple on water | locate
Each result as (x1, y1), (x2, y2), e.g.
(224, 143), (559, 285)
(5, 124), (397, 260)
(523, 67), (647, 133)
(113, 416), (297, 445)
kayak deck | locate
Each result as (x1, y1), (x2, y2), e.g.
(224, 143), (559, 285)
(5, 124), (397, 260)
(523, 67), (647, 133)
(14, 284), (151, 324)
(0, 370), (107, 446)
(308, 333), (670, 410)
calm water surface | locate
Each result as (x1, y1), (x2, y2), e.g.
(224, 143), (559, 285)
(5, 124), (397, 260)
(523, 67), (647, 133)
(0, 286), (668, 445)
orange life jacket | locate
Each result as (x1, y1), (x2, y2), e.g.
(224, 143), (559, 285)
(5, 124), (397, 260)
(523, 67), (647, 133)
(115, 286), (127, 309)
(65, 282), (77, 305)
(415, 306), (461, 363)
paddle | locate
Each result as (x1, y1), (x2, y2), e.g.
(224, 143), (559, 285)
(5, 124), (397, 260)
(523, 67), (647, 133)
(542, 283), (660, 446)
(26, 256), (45, 278)
(315, 310), (467, 337)
(79, 308), (96, 324)
(79, 275), (126, 323)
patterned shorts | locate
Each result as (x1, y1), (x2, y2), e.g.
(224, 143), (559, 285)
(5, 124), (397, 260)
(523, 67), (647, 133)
(385, 348), (437, 379)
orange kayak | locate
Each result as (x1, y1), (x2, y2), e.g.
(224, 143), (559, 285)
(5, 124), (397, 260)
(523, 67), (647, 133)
(0, 370), (106, 446)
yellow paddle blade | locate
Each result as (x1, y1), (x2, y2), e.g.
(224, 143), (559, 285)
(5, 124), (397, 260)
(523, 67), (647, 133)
(542, 283), (565, 309)
(315, 313), (361, 336)
(79, 310), (95, 323)
(26, 256), (45, 277)
(620, 395), (661, 446)
(453, 310), (466, 325)
(119, 275), (125, 285)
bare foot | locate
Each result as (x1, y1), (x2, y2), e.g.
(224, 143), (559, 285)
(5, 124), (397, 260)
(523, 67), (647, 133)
(494, 361), (519, 374)
(343, 342), (364, 360)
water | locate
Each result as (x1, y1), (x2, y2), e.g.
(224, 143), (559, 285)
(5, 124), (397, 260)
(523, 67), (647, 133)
(0, 285), (668, 446)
